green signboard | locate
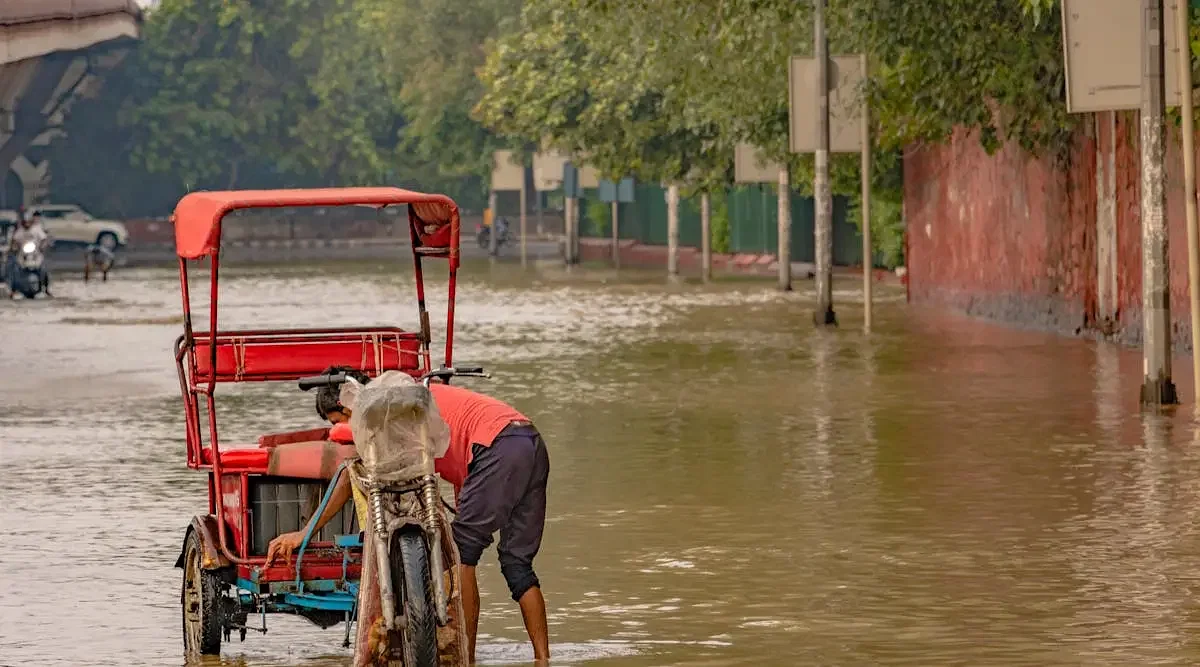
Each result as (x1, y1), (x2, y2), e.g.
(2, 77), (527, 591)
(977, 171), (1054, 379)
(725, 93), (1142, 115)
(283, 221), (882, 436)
(598, 178), (635, 203)
(561, 163), (582, 197)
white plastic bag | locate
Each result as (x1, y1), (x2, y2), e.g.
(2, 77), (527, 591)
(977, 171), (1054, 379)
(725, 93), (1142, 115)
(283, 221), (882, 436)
(340, 371), (450, 481)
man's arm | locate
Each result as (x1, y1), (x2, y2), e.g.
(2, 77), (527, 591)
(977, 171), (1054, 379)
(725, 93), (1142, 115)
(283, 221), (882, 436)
(265, 471), (352, 565)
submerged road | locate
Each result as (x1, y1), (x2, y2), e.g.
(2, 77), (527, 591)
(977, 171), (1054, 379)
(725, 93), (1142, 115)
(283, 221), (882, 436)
(2, 260), (1200, 665)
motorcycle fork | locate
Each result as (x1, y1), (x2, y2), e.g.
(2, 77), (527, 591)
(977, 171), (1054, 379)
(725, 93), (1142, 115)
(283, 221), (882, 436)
(419, 474), (450, 625)
(369, 486), (402, 631)
(370, 477), (451, 629)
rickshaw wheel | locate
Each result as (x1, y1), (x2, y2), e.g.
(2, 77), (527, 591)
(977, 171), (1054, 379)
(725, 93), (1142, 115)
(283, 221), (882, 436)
(181, 531), (224, 655)
(393, 527), (437, 667)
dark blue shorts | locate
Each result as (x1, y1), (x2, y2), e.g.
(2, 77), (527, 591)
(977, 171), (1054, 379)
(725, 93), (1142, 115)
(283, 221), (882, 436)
(452, 424), (550, 601)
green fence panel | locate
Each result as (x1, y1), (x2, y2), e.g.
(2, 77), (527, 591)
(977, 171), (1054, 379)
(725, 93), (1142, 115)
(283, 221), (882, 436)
(726, 185), (776, 254)
(789, 195), (815, 262)
(577, 182), (868, 266)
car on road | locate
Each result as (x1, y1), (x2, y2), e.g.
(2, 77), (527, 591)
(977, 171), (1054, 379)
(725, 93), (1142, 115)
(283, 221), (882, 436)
(1, 204), (129, 250)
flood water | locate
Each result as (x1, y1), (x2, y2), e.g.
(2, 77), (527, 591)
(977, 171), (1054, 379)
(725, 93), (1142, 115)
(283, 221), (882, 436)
(5, 259), (1200, 666)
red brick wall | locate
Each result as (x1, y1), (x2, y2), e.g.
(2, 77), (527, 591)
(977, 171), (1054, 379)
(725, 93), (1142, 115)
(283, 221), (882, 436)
(905, 114), (1199, 348)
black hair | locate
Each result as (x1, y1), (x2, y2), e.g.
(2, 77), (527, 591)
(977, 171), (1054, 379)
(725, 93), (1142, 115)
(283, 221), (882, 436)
(314, 365), (371, 420)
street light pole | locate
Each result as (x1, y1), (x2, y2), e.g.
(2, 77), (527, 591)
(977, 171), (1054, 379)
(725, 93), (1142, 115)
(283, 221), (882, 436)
(1138, 0), (1178, 406)
(813, 0), (836, 325)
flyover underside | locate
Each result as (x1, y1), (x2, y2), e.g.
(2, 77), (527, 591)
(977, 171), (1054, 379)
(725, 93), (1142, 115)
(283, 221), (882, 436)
(1, 10), (141, 207)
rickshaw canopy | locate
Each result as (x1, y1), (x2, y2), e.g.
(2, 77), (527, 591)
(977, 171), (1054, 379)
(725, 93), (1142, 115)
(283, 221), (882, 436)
(171, 187), (460, 263)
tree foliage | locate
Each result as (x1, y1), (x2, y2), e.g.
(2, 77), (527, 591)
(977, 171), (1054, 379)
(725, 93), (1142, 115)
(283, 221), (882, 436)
(48, 0), (522, 216)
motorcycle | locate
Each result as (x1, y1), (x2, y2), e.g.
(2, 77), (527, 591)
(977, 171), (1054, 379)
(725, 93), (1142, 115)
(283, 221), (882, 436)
(476, 217), (510, 251)
(300, 366), (486, 665)
(8, 239), (49, 299)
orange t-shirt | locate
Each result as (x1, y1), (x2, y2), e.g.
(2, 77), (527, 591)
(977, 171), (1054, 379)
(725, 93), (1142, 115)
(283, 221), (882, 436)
(429, 383), (527, 492)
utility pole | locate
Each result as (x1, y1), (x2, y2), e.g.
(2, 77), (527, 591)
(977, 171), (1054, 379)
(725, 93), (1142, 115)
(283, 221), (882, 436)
(1176, 0), (1199, 408)
(519, 167), (528, 268)
(563, 191), (574, 266)
(666, 184), (680, 280)
(1138, 0), (1177, 406)
(701, 192), (712, 283)
(813, 0), (836, 325)
(777, 167), (792, 291)
(860, 53), (873, 332)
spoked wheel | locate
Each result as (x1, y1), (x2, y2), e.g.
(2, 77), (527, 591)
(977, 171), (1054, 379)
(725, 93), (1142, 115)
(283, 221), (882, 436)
(392, 527), (438, 667)
(181, 530), (224, 655)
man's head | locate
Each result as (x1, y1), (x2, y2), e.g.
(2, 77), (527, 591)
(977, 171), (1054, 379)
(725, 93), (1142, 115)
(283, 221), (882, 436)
(20, 212), (37, 228)
(315, 365), (371, 424)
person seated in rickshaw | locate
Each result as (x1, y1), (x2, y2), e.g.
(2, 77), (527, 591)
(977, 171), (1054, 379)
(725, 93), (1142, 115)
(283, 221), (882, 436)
(267, 366), (551, 665)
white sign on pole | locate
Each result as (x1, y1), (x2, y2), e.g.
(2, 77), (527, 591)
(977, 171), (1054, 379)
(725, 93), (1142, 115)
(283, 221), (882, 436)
(532, 151), (567, 191)
(578, 164), (600, 189)
(734, 143), (783, 184)
(1060, 0), (1182, 113)
(788, 54), (865, 154)
(491, 150), (524, 191)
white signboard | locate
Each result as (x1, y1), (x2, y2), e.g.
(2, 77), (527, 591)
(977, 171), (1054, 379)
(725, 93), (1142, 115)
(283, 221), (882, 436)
(490, 150), (524, 191)
(532, 150), (567, 191)
(788, 54), (865, 154)
(734, 143), (783, 184)
(1061, 0), (1182, 113)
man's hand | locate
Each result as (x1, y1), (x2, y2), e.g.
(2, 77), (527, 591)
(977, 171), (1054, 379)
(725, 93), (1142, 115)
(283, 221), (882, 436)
(265, 530), (305, 567)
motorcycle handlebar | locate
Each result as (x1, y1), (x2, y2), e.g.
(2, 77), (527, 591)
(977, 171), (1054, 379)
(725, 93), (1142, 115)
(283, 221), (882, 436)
(298, 367), (490, 391)
(298, 372), (348, 392)
(421, 366), (490, 387)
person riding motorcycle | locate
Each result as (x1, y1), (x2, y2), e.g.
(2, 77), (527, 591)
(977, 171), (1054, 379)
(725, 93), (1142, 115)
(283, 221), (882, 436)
(6, 212), (51, 295)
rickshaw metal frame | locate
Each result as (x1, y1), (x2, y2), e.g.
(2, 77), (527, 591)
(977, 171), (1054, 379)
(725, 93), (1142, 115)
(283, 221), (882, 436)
(172, 188), (461, 576)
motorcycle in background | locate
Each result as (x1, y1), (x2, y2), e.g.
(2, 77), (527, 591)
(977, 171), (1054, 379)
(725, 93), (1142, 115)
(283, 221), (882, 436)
(7, 238), (50, 299)
(476, 216), (510, 251)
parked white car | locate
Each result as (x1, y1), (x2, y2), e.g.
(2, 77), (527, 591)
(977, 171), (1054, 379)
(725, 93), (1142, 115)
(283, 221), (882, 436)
(10, 205), (128, 250)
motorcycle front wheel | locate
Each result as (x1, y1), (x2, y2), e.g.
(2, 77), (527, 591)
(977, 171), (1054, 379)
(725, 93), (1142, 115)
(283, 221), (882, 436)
(392, 526), (438, 667)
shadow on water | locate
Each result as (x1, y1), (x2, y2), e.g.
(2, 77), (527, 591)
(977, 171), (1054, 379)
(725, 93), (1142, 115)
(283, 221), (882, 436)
(5, 261), (1200, 665)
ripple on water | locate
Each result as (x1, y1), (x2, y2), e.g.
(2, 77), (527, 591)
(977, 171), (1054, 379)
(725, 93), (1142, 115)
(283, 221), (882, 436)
(6, 262), (1200, 666)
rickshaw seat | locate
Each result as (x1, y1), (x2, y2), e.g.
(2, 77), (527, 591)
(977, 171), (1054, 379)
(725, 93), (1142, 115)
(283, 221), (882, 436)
(192, 328), (423, 383)
(201, 441), (357, 479)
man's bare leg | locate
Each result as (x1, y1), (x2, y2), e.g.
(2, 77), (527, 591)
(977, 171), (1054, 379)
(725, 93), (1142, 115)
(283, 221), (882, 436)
(459, 564), (480, 664)
(518, 586), (550, 663)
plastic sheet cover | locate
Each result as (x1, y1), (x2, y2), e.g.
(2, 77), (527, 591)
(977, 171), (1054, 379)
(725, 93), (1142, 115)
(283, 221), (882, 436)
(340, 371), (449, 481)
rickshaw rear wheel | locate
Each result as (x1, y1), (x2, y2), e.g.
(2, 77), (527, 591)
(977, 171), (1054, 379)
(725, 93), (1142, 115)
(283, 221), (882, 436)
(181, 530), (224, 655)
(393, 527), (437, 667)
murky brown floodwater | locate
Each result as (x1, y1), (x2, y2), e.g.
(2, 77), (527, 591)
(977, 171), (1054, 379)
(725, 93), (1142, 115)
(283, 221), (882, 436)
(4, 259), (1200, 666)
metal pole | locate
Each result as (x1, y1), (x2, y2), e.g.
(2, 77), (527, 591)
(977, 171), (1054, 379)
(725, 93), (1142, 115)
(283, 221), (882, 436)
(861, 53), (873, 332)
(813, 0), (836, 325)
(701, 192), (712, 283)
(1138, 0), (1178, 406)
(667, 184), (680, 280)
(563, 195), (573, 266)
(488, 190), (498, 258)
(611, 200), (620, 268)
(777, 167), (792, 291)
(572, 197), (581, 264)
(519, 171), (528, 268)
(1176, 0), (1199, 407)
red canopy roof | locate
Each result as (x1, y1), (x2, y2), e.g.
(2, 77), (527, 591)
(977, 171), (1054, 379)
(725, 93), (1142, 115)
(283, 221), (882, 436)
(172, 187), (460, 260)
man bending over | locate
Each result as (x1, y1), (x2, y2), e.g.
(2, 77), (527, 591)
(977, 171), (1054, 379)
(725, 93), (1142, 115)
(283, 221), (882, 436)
(267, 367), (551, 664)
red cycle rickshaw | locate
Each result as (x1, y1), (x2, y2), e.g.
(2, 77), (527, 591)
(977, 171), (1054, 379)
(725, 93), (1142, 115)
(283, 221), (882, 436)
(171, 188), (473, 664)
